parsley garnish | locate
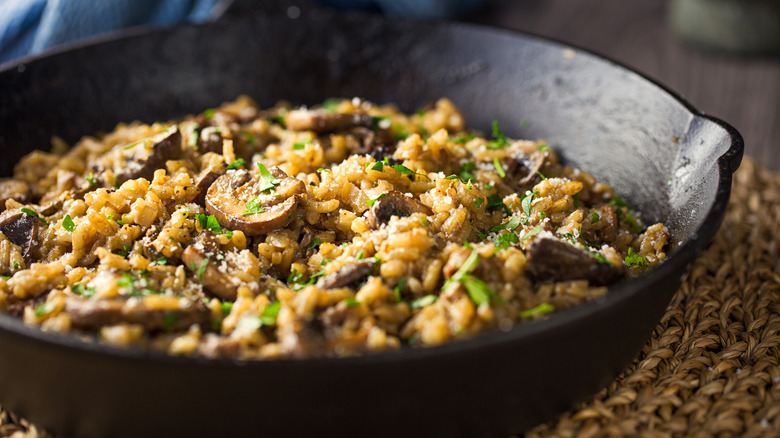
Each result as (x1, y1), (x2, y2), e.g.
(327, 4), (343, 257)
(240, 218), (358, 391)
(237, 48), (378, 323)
(521, 226), (543, 241)
(322, 98), (340, 113)
(487, 194), (510, 215)
(256, 162), (281, 192)
(443, 251), (501, 305)
(624, 212), (643, 233)
(244, 131), (257, 145)
(317, 167), (332, 173)
(86, 172), (97, 186)
(368, 161), (384, 171)
(609, 196), (628, 208)
(203, 108), (216, 118)
(392, 164), (430, 180)
(625, 248), (648, 267)
(573, 193), (579, 208)
(493, 158), (506, 178)
(519, 303), (554, 318)
(521, 190), (538, 223)
(162, 313), (180, 332)
(345, 297), (361, 307)
(226, 158), (246, 170)
(591, 212), (600, 224)
(157, 256), (168, 265)
(11, 261), (18, 270)
(288, 269), (304, 284)
(536, 143), (550, 152)
(486, 121), (510, 149)
(410, 295), (437, 309)
(459, 160), (478, 182)
(356, 250), (364, 260)
(493, 232), (519, 252)
(394, 277), (406, 302)
(490, 216), (523, 233)
(293, 136), (311, 150)
(307, 238), (321, 250)
(258, 301), (281, 326)
(450, 133), (475, 144)
(366, 193), (385, 207)
(536, 170), (546, 180)
(242, 197), (265, 216)
(197, 214), (223, 234)
(62, 215), (76, 232)
(474, 198), (484, 209)
(34, 302), (56, 317)
(197, 259), (209, 281)
(220, 301), (233, 316)
(21, 208), (48, 225)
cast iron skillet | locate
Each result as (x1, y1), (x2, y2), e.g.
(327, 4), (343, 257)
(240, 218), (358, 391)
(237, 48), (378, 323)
(0, 13), (743, 438)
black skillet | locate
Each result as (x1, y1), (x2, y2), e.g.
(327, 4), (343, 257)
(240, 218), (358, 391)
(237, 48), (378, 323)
(0, 13), (743, 438)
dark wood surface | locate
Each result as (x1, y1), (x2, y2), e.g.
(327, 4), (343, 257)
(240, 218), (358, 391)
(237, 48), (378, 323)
(468, 0), (779, 170)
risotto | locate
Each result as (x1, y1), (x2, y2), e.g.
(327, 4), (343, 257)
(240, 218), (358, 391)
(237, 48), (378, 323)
(0, 97), (668, 359)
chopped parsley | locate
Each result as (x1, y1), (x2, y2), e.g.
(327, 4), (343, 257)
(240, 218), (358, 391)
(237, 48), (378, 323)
(493, 232), (519, 252)
(474, 198), (484, 209)
(21, 208), (48, 225)
(368, 161), (384, 171)
(519, 303), (554, 318)
(202, 108), (216, 118)
(591, 212), (600, 224)
(392, 164), (430, 180)
(366, 193), (385, 207)
(490, 216), (523, 233)
(356, 249), (364, 260)
(459, 160), (478, 182)
(394, 277), (406, 302)
(156, 256), (168, 266)
(258, 301), (281, 326)
(536, 143), (550, 152)
(11, 261), (18, 270)
(162, 313), (180, 332)
(450, 133), (475, 144)
(521, 190), (538, 223)
(86, 172), (97, 186)
(487, 194), (510, 215)
(226, 158), (246, 170)
(317, 167), (332, 173)
(410, 295), (437, 309)
(220, 301), (233, 316)
(624, 212), (643, 233)
(493, 158), (506, 178)
(486, 121), (510, 149)
(241, 197), (265, 216)
(196, 214), (223, 234)
(521, 226), (543, 241)
(188, 124), (200, 147)
(256, 162), (281, 192)
(197, 259), (209, 281)
(536, 170), (546, 180)
(307, 238), (322, 250)
(62, 215), (76, 232)
(34, 302), (56, 317)
(288, 269), (305, 284)
(609, 195), (629, 208)
(591, 252), (611, 264)
(293, 136), (311, 150)
(322, 98), (340, 113)
(345, 297), (361, 308)
(624, 248), (648, 267)
(443, 251), (501, 305)
(244, 131), (257, 145)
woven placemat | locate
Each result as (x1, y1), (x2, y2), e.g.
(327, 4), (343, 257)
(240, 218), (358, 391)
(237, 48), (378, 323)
(1, 156), (778, 438)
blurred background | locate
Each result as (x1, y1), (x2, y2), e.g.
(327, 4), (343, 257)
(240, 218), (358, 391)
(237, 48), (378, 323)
(1, 0), (778, 169)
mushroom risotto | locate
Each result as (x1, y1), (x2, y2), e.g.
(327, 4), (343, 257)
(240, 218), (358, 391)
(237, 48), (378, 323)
(0, 97), (668, 359)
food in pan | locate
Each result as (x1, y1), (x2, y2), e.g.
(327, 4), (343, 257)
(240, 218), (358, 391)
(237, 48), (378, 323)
(0, 97), (668, 359)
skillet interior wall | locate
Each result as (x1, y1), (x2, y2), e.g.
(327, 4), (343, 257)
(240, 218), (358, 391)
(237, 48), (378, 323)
(0, 13), (721, 250)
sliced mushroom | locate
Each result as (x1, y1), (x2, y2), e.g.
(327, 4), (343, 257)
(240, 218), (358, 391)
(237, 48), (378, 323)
(181, 231), (242, 301)
(525, 237), (624, 286)
(0, 209), (38, 260)
(0, 179), (28, 212)
(366, 191), (432, 230)
(198, 126), (224, 154)
(351, 126), (397, 161)
(205, 167), (305, 236)
(64, 295), (210, 332)
(505, 150), (546, 187)
(114, 126), (183, 185)
(285, 109), (374, 133)
(192, 169), (223, 207)
(315, 259), (375, 290)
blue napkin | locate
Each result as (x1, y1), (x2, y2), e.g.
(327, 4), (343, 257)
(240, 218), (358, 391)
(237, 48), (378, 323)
(0, 0), (226, 64)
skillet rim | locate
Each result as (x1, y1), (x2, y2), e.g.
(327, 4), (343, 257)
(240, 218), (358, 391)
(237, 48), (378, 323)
(0, 13), (744, 368)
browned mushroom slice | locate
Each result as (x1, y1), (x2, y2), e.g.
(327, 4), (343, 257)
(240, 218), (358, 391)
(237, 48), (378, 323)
(181, 230), (242, 301)
(505, 150), (546, 187)
(115, 126), (183, 185)
(192, 169), (223, 207)
(205, 167), (305, 236)
(315, 260), (375, 289)
(64, 296), (210, 332)
(525, 237), (624, 286)
(0, 209), (38, 260)
(0, 179), (28, 212)
(366, 191), (432, 230)
(350, 126), (397, 161)
(198, 126), (224, 154)
(285, 109), (374, 133)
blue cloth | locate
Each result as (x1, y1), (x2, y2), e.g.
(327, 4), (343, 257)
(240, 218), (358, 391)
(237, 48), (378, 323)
(0, 0), (226, 63)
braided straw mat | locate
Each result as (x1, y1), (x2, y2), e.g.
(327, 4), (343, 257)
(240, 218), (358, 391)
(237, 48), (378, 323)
(1, 156), (778, 438)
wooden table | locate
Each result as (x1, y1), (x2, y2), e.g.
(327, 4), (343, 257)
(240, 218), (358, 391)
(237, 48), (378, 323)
(468, 0), (780, 170)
